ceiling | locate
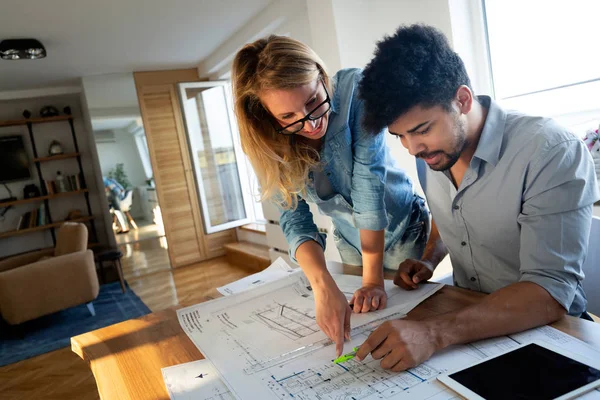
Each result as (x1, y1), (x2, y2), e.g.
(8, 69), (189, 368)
(91, 117), (139, 132)
(0, 0), (272, 91)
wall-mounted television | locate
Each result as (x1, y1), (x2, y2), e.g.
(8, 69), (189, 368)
(0, 135), (32, 184)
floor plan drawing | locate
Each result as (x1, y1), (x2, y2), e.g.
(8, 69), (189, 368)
(265, 357), (444, 400)
(252, 303), (319, 340)
(177, 267), (448, 399)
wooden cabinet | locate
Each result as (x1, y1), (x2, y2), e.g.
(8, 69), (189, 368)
(134, 69), (236, 267)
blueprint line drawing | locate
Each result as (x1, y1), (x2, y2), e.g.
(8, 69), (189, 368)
(251, 303), (319, 340)
(177, 269), (450, 399)
(266, 357), (444, 400)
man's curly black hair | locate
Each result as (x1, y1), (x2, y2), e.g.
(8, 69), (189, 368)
(359, 24), (473, 134)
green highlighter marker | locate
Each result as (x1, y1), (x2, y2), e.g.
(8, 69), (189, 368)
(333, 346), (360, 364)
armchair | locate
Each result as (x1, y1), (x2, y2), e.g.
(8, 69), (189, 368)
(0, 222), (99, 325)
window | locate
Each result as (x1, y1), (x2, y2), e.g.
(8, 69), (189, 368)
(133, 128), (153, 181)
(178, 81), (257, 234)
(483, 0), (600, 135)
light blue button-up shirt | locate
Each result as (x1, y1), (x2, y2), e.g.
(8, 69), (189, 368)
(417, 96), (599, 315)
(279, 69), (420, 265)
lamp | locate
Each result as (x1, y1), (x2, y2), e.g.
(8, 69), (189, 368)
(0, 39), (46, 60)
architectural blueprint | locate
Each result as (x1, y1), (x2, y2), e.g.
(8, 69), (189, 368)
(179, 270), (443, 365)
(176, 266), (600, 399)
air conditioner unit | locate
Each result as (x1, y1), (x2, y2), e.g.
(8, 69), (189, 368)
(95, 130), (116, 143)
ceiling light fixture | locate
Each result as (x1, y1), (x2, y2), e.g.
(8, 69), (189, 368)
(0, 39), (47, 60)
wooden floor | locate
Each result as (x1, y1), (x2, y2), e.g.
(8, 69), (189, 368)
(0, 237), (252, 400)
(115, 219), (164, 245)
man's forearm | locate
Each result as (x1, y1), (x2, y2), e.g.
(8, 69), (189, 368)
(421, 219), (448, 270)
(427, 282), (566, 350)
(360, 229), (385, 286)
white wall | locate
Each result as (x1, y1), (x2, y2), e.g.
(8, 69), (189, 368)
(0, 94), (109, 257)
(332, 0), (454, 69)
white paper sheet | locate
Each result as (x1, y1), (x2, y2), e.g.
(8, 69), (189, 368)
(216, 257), (295, 296)
(161, 359), (234, 400)
(177, 268), (445, 399)
(167, 325), (600, 400)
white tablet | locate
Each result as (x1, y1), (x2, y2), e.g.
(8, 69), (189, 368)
(438, 340), (600, 400)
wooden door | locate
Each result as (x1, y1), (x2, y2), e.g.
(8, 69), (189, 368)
(134, 69), (236, 267)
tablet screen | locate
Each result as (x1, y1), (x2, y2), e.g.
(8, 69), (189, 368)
(449, 343), (600, 400)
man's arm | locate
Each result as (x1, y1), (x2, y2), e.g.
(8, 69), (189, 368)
(356, 281), (566, 372)
(395, 219), (448, 289)
(434, 281), (566, 346)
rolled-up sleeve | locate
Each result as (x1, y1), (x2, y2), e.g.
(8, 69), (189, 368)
(518, 139), (598, 311)
(279, 198), (327, 264)
(350, 98), (389, 231)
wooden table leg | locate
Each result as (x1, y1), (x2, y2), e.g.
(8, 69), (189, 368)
(115, 258), (126, 293)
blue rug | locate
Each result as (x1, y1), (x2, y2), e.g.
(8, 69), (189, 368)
(0, 281), (151, 367)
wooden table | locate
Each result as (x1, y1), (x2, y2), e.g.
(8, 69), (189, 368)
(72, 264), (600, 400)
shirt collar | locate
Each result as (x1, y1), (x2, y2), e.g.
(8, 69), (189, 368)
(472, 95), (507, 167)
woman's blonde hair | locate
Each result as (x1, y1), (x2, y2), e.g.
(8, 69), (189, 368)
(232, 35), (330, 210)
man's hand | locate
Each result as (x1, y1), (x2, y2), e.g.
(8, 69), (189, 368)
(355, 319), (439, 372)
(350, 284), (387, 313)
(394, 259), (434, 290)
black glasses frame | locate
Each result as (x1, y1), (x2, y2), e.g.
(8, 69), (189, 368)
(273, 79), (331, 135)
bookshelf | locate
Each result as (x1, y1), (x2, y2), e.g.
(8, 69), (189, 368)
(0, 189), (89, 208)
(32, 152), (80, 163)
(0, 107), (98, 246)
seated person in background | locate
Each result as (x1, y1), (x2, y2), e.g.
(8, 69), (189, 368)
(103, 176), (130, 234)
(355, 24), (599, 372)
(103, 176), (125, 211)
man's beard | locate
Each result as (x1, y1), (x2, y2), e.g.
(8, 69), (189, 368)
(418, 119), (467, 171)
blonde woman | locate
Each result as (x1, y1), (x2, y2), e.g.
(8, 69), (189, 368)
(232, 35), (429, 356)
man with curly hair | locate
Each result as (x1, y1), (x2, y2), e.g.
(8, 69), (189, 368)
(354, 24), (599, 372)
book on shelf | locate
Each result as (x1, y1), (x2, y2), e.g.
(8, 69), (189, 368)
(38, 203), (46, 226)
(29, 209), (37, 228)
(16, 205), (47, 230)
(44, 174), (84, 194)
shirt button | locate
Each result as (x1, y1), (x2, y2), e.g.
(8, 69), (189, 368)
(461, 241), (467, 246)
(453, 205), (459, 210)
(470, 277), (477, 282)
(326, 172), (331, 176)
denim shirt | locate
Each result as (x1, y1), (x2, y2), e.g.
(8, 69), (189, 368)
(278, 68), (417, 263)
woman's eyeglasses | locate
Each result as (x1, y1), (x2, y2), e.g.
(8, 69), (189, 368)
(274, 80), (331, 135)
